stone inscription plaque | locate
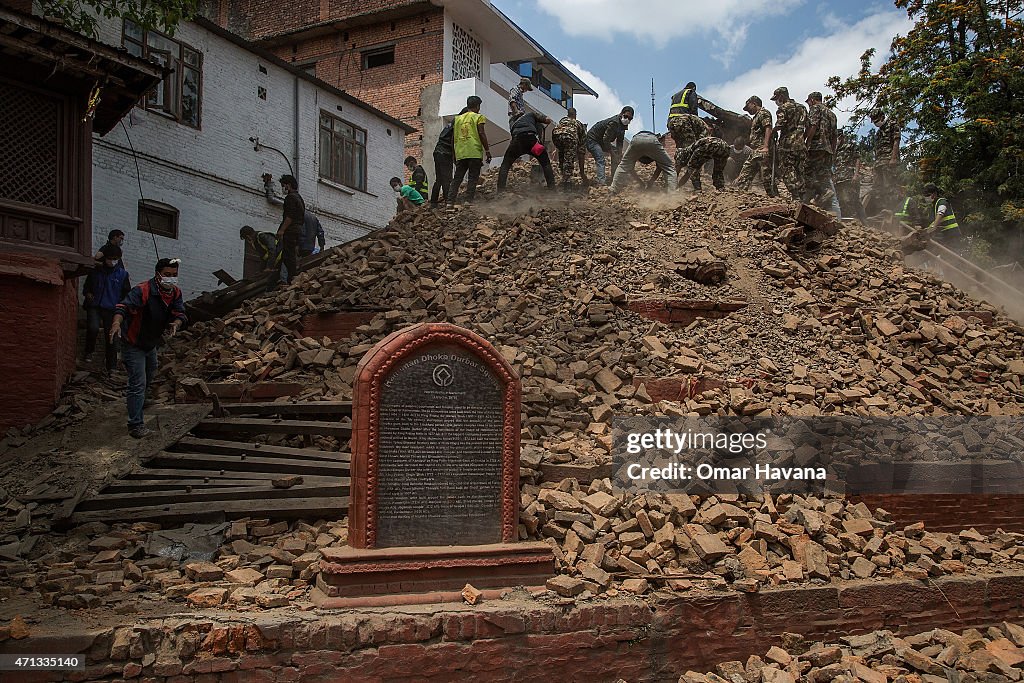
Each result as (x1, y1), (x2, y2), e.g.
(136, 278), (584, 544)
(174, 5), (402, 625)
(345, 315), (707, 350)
(376, 344), (505, 546)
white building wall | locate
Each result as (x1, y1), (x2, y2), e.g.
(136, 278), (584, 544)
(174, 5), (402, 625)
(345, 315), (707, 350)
(90, 19), (407, 299)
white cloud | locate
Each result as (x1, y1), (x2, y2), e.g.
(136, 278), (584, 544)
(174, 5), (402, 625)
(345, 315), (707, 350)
(559, 58), (647, 134)
(535, 0), (804, 62)
(702, 10), (914, 128)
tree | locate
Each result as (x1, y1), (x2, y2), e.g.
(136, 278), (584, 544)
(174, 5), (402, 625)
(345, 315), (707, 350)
(38, 0), (198, 38)
(829, 0), (1024, 246)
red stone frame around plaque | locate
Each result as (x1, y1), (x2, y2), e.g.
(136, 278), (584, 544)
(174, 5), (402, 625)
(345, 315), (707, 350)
(348, 323), (522, 549)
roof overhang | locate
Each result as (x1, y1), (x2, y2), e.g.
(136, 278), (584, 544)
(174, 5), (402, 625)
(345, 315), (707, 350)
(0, 6), (164, 135)
(489, 4), (598, 97)
(431, 0), (541, 63)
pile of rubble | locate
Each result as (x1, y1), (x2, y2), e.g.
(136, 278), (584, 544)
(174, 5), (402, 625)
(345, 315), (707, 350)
(0, 516), (346, 613)
(535, 478), (1024, 598)
(168, 181), (1024, 450)
(678, 623), (1024, 683)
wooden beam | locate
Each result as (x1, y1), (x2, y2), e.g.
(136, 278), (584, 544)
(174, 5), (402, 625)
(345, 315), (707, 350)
(102, 475), (341, 493)
(218, 401), (353, 417)
(172, 436), (350, 463)
(147, 451), (348, 476)
(123, 467), (346, 480)
(69, 496), (350, 525)
(194, 417), (352, 438)
(77, 483), (349, 511)
(178, 382), (305, 403)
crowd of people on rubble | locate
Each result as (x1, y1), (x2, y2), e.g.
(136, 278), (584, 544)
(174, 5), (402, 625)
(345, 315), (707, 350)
(81, 77), (962, 440)
(394, 77), (960, 252)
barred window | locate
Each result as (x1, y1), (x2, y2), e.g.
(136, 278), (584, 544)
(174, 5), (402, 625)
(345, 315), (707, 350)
(123, 20), (202, 128)
(319, 111), (367, 191)
(451, 23), (481, 80)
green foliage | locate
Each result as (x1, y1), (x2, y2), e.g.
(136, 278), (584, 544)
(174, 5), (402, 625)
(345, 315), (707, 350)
(38, 0), (198, 38)
(829, 0), (1024, 254)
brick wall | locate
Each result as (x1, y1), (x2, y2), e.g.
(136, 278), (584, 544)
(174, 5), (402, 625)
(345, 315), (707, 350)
(211, 0), (428, 40)
(272, 8), (445, 162)
(4, 573), (1024, 682)
(88, 17), (407, 299)
(853, 494), (1024, 534)
(0, 254), (77, 433)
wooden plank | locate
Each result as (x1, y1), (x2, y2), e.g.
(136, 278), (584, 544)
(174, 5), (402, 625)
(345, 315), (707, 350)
(52, 483), (89, 531)
(77, 483), (349, 511)
(219, 401), (353, 417)
(194, 417), (352, 438)
(69, 496), (350, 525)
(178, 383), (305, 404)
(102, 476), (341, 493)
(147, 452), (348, 476)
(122, 468), (346, 480)
(173, 436), (350, 463)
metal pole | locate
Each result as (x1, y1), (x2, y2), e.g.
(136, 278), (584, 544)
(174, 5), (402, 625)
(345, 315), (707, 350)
(651, 78), (656, 133)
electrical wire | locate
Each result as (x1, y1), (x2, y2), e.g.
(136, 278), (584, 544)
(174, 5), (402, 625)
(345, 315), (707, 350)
(119, 117), (161, 261)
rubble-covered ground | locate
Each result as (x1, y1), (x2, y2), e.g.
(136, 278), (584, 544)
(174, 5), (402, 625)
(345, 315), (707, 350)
(3, 167), (1024, 633)
(673, 622), (1024, 683)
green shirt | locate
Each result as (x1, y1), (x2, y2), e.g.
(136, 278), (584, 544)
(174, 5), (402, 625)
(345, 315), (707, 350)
(400, 185), (424, 205)
(454, 111), (487, 161)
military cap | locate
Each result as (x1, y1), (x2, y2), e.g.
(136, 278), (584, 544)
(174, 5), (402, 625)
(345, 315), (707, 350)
(806, 91), (823, 101)
(745, 95), (762, 106)
(771, 87), (789, 101)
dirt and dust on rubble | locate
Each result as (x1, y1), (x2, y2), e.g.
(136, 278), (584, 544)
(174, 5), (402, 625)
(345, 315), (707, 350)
(5, 167), (1024, 625)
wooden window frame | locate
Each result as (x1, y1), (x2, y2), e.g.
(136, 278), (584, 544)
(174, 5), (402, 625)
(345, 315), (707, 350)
(122, 19), (203, 129)
(137, 199), (179, 239)
(361, 45), (395, 70)
(318, 110), (368, 192)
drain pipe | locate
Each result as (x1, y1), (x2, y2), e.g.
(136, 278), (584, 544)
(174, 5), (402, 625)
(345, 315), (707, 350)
(293, 75), (301, 183)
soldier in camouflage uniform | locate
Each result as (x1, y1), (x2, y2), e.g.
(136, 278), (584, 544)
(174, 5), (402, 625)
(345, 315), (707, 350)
(676, 136), (731, 190)
(735, 95), (777, 197)
(770, 86), (808, 200)
(803, 91), (838, 206)
(667, 112), (707, 153)
(833, 131), (866, 223)
(869, 108), (902, 208)
(551, 107), (589, 190)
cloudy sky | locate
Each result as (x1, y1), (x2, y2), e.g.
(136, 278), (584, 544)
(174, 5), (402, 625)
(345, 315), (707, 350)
(497, 0), (914, 135)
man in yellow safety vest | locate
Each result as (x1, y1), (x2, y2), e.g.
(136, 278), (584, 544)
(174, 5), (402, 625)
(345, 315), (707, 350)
(923, 182), (962, 252)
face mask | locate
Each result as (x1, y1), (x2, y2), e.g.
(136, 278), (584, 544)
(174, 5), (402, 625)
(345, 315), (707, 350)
(159, 276), (179, 289)
(107, 260), (119, 267)
(393, 186), (401, 193)
(621, 117), (631, 126)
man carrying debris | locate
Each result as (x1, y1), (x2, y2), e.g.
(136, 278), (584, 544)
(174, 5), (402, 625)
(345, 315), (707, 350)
(609, 131), (675, 194)
(726, 136), (752, 184)
(736, 96), (777, 197)
(449, 96), (492, 205)
(923, 183), (962, 252)
(771, 87), (808, 201)
(83, 244), (131, 374)
(240, 225), (281, 272)
(833, 131), (866, 222)
(552, 107), (589, 191)
(391, 176), (425, 212)
(110, 257), (186, 438)
(676, 135), (731, 191)
(276, 174), (304, 286)
(404, 156), (428, 198)
(585, 106), (633, 186)
(498, 111), (556, 193)
(803, 92), (838, 208)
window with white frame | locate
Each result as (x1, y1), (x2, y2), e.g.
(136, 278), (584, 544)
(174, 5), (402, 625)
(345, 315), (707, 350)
(123, 19), (202, 128)
(451, 23), (481, 81)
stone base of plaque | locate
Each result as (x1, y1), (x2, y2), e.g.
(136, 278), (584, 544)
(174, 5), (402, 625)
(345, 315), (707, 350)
(311, 542), (555, 602)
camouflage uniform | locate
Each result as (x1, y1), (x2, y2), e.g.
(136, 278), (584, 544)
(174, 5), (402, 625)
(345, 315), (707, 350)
(552, 116), (587, 187)
(667, 113), (707, 153)
(805, 101), (837, 201)
(736, 107), (775, 196)
(872, 115), (902, 202)
(833, 137), (866, 222)
(678, 136), (730, 190)
(774, 97), (808, 200)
